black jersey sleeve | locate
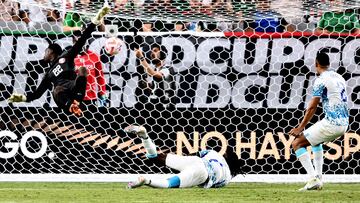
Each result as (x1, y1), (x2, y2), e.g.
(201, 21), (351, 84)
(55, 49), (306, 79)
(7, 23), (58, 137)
(25, 73), (51, 102)
(63, 23), (97, 61)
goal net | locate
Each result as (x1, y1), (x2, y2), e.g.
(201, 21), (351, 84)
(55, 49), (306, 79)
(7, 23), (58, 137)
(0, 0), (359, 182)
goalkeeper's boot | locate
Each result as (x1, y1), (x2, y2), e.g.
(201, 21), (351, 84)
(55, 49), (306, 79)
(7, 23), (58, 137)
(124, 125), (147, 139)
(298, 176), (323, 191)
(127, 176), (146, 189)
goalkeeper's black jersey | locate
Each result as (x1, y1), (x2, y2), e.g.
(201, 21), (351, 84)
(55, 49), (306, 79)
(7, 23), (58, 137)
(26, 23), (96, 102)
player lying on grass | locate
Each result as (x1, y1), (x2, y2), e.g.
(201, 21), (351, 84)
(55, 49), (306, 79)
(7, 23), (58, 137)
(125, 125), (243, 189)
(7, 4), (110, 116)
(289, 52), (349, 191)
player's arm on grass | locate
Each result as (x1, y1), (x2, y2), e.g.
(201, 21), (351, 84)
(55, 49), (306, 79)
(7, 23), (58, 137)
(8, 74), (51, 103)
(135, 49), (163, 79)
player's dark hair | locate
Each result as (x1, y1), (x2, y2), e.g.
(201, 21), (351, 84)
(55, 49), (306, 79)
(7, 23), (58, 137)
(316, 52), (330, 67)
(223, 147), (245, 177)
(48, 43), (62, 57)
(152, 43), (167, 60)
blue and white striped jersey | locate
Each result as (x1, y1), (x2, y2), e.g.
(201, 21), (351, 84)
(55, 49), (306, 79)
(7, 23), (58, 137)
(199, 150), (232, 188)
(312, 70), (349, 126)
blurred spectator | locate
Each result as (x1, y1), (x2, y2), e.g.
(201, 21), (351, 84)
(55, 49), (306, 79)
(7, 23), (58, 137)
(114, 0), (144, 11)
(172, 0), (191, 14)
(271, 0), (305, 32)
(63, 0), (94, 32)
(187, 22), (201, 31)
(63, 12), (83, 32)
(0, 0), (20, 21)
(174, 21), (186, 31)
(316, 9), (360, 34)
(47, 9), (61, 22)
(227, 0), (255, 32)
(286, 14), (317, 33)
(230, 12), (246, 32)
(244, 0), (292, 33)
(142, 21), (153, 32)
(135, 44), (177, 109)
(19, 0), (48, 27)
(228, 0), (255, 16)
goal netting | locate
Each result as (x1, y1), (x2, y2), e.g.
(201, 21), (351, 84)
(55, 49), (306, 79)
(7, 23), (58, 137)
(0, 0), (359, 182)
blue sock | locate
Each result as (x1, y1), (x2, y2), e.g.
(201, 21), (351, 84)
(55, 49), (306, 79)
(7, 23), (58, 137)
(312, 144), (323, 178)
(312, 144), (323, 153)
(295, 147), (308, 158)
(295, 147), (315, 178)
(167, 176), (180, 188)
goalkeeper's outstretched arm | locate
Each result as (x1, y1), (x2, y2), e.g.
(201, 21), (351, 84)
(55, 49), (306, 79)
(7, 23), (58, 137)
(64, 4), (110, 61)
(8, 73), (51, 103)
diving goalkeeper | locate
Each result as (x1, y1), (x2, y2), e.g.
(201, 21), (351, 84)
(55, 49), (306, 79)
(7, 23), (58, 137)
(125, 125), (243, 189)
(8, 5), (110, 116)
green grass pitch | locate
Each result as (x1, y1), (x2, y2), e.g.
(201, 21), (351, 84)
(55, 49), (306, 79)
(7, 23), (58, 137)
(0, 182), (359, 203)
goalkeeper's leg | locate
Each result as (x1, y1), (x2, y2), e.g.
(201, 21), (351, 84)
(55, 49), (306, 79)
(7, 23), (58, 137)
(72, 67), (88, 103)
(52, 76), (85, 117)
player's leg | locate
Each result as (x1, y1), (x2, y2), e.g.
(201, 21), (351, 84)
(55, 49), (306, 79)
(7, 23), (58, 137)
(128, 175), (181, 189)
(128, 157), (207, 189)
(124, 125), (158, 158)
(72, 66), (88, 103)
(312, 144), (323, 180)
(125, 125), (171, 188)
(293, 120), (333, 191)
(125, 125), (180, 188)
(292, 133), (322, 191)
(292, 133), (316, 178)
(124, 125), (201, 169)
(307, 119), (348, 183)
(53, 85), (82, 116)
(125, 125), (208, 189)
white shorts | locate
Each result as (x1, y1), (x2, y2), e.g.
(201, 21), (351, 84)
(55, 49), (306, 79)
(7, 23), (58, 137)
(166, 154), (208, 188)
(303, 119), (348, 146)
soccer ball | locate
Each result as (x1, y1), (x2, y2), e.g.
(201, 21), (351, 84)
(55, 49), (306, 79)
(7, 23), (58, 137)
(105, 37), (122, 55)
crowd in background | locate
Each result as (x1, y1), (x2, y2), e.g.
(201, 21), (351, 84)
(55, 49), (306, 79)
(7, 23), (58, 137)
(0, 0), (360, 33)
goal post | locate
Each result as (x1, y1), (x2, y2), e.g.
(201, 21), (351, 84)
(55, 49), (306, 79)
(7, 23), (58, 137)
(0, 0), (360, 183)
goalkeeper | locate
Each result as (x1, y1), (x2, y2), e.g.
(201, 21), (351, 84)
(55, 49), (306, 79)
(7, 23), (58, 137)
(125, 125), (243, 189)
(8, 5), (110, 116)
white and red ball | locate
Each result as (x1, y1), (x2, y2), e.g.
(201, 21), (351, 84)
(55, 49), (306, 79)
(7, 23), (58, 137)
(105, 37), (122, 55)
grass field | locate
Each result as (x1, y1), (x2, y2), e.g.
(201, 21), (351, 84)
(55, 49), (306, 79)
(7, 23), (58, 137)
(0, 182), (359, 203)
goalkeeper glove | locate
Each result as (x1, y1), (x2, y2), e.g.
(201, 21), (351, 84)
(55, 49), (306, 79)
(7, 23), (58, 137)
(69, 100), (82, 117)
(98, 95), (108, 107)
(92, 3), (111, 25)
(8, 93), (27, 103)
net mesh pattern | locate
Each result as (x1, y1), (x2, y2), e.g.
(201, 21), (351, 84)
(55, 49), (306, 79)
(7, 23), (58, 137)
(0, 0), (359, 177)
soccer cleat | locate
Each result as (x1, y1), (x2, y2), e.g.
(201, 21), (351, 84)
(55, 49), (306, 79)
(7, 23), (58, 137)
(298, 177), (323, 191)
(127, 176), (146, 189)
(124, 125), (148, 139)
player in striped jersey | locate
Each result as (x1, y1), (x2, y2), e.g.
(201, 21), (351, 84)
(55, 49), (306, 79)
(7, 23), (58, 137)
(125, 125), (243, 189)
(289, 53), (349, 191)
